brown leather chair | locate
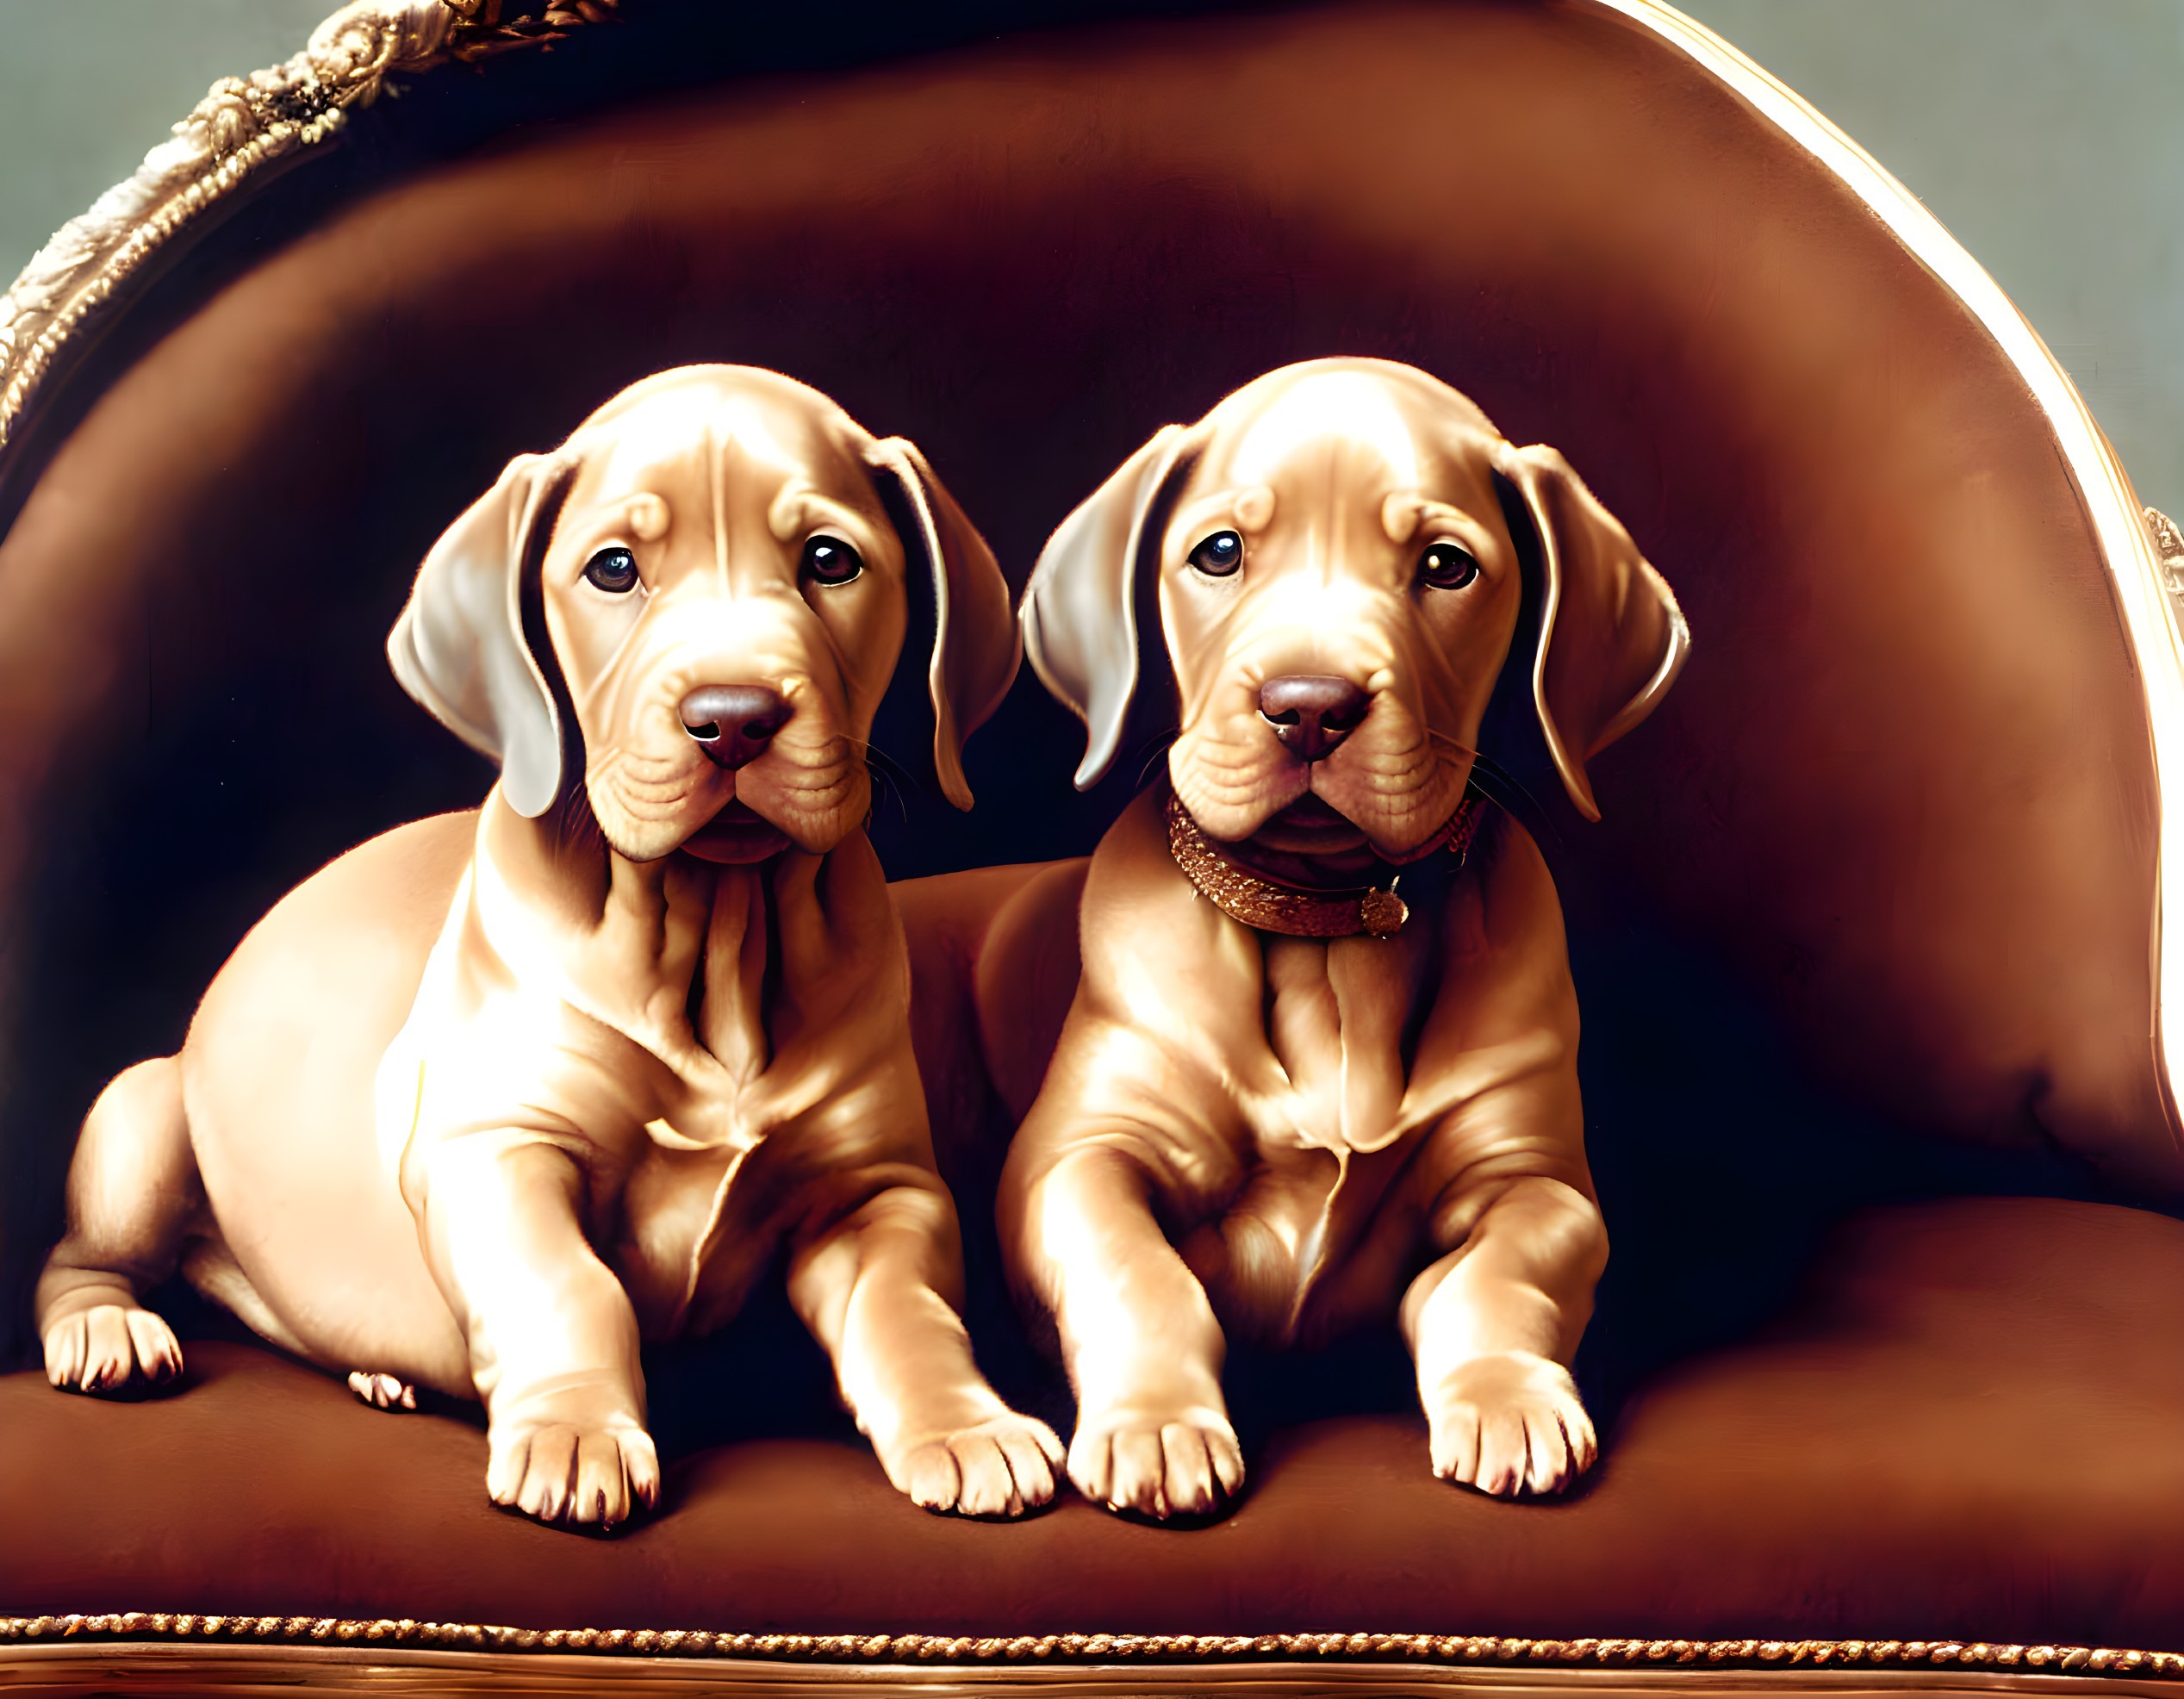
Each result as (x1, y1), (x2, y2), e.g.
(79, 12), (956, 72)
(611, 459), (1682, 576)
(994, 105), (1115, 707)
(4, 2), (2182, 1690)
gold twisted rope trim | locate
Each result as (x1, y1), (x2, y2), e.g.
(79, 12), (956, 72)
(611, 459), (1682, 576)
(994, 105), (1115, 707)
(2151, 507), (2184, 599)
(2, 1615), (2181, 1678)
(0, 0), (617, 462)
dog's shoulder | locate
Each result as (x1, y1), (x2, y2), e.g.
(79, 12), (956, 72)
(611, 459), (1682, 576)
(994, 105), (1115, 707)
(1414, 806), (1579, 1086)
(1433, 807), (1569, 972)
(1078, 787), (1229, 959)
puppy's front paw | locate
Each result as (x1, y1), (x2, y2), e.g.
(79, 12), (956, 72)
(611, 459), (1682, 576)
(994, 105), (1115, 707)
(347, 1371), (418, 1411)
(886, 1411), (1066, 1519)
(487, 1391), (660, 1530)
(43, 1303), (184, 1395)
(1425, 1350), (1596, 1497)
(1069, 1400), (1245, 1519)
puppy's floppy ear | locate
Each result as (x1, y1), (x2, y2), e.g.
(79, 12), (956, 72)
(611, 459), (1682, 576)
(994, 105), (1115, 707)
(1492, 442), (1690, 822)
(866, 438), (1018, 812)
(387, 451), (577, 818)
(1021, 423), (1203, 790)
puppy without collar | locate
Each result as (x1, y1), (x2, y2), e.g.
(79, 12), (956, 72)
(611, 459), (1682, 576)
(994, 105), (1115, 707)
(34, 365), (1063, 1528)
(1001, 358), (1688, 1518)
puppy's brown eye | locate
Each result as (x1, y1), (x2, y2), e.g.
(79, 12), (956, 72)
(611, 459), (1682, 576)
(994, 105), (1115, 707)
(583, 547), (639, 594)
(1418, 541), (1480, 591)
(801, 536), (863, 587)
(1188, 530), (1243, 577)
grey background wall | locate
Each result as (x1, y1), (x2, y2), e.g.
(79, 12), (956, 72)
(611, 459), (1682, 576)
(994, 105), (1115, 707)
(1, 1), (2179, 510)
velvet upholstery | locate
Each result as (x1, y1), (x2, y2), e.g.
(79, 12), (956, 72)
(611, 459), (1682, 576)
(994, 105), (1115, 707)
(5, 1198), (2183, 1648)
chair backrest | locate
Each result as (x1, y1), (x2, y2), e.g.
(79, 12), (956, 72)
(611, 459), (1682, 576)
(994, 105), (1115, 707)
(0, 1), (2175, 1335)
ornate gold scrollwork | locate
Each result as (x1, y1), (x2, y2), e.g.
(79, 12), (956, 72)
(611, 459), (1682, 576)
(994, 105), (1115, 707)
(0, 0), (616, 462)
(2150, 507), (2184, 601)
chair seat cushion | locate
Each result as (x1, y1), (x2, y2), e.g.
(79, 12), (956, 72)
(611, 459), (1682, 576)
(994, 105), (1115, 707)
(5, 1196), (2182, 1651)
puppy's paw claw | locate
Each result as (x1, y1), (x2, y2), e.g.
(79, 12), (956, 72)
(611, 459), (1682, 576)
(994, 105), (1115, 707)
(895, 1412), (1066, 1519)
(43, 1304), (183, 1395)
(488, 1412), (659, 1531)
(1068, 1405), (1244, 1519)
(1426, 1351), (1596, 1497)
(347, 1371), (418, 1412)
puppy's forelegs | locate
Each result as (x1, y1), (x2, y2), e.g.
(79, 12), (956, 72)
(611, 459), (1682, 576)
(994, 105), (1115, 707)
(35, 1058), (193, 1394)
(1006, 1142), (1242, 1518)
(1403, 1174), (1607, 1497)
(789, 1181), (1062, 1519)
(414, 1134), (658, 1528)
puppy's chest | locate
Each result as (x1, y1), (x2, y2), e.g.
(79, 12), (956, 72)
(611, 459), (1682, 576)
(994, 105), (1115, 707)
(616, 1139), (768, 1338)
(602, 863), (796, 1143)
(605, 874), (806, 1335)
(1245, 930), (1435, 1156)
(1192, 1138), (1418, 1344)
(1192, 925), (1456, 1334)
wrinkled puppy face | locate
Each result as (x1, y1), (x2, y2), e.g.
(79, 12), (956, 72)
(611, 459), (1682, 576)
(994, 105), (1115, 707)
(1160, 368), (1522, 863)
(541, 376), (908, 864)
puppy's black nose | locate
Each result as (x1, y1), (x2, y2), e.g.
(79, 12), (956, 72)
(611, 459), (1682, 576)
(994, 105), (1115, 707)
(679, 684), (790, 770)
(1259, 675), (1371, 763)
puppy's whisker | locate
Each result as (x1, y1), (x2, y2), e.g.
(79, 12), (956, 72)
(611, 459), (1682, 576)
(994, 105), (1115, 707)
(1420, 726), (1486, 762)
(1131, 725), (1181, 793)
(550, 786), (607, 868)
(1423, 728), (1562, 847)
(867, 759), (910, 827)
(850, 738), (921, 821)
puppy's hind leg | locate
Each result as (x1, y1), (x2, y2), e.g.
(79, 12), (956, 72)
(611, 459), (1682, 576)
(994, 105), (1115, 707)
(35, 1058), (196, 1394)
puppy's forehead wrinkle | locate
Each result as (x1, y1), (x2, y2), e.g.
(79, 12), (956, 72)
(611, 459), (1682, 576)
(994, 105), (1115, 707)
(769, 485), (873, 545)
(1385, 493), (1490, 548)
(585, 386), (836, 491)
(1225, 372), (1424, 489)
(710, 420), (729, 588)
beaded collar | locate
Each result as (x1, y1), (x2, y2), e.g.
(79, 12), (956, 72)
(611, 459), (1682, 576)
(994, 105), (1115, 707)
(1164, 792), (1479, 939)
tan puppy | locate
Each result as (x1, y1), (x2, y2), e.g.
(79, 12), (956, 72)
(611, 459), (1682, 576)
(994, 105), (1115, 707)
(34, 365), (1064, 1528)
(1001, 358), (1687, 1517)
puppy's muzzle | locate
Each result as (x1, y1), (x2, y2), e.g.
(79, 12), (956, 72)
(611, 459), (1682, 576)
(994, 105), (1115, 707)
(1259, 675), (1369, 764)
(678, 684), (792, 771)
